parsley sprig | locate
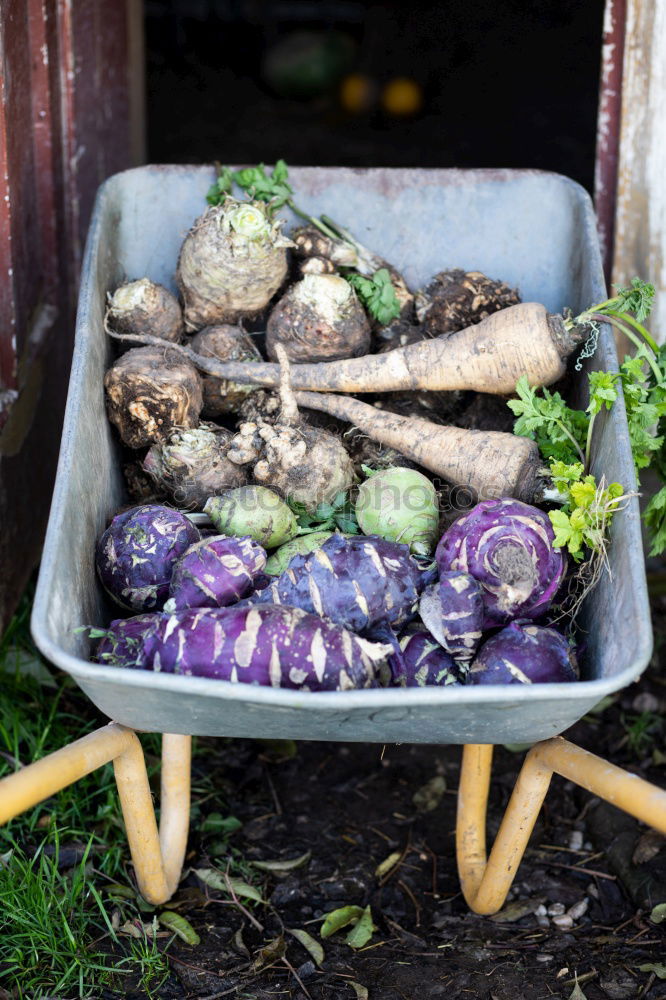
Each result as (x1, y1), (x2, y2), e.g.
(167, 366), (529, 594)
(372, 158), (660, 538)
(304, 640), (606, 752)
(547, 463), (625, 562)
(510, 278), (666, 559)
(289, 490), (359, 536)
(344, 269), (401, 327)
(206, 160), (401, 326)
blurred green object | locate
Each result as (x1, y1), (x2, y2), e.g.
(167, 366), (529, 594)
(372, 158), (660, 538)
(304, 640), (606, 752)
(263, 31), (356, 100)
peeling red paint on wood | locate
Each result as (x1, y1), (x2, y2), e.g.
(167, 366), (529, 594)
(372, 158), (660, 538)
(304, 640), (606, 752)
(0, 0), (140, 630)
(594, 0), (627, 286)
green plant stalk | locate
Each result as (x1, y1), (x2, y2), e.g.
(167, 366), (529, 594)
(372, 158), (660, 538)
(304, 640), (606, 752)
(554, 418), (586, 465)
(286, 200), (340, 240)
(588, 313), (663, 382)
(585, 413), (597, 470)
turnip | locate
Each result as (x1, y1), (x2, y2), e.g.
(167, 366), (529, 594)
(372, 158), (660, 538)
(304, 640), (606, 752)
(266, 273), (371, 362)
(96, 505), (200, 612)
(468, 622), (578, 685)
(176, 198), (293, 330)
(356, 467), (439, 556)
(436, 498), (566, 627)
(106, 278), (183, 344)
(145, 605), (392, 691)
(189, 324), (263, 416)
(245, 532), (433, 633)
(104, 345), (203, 449)
(164, 535), (267, 612)
(204, 486), (299, 549)
(264, 529), (336, 575)
(142, 424), (247, 510)
(227, 347), (354, 511)
(415, 269), (521, 337)
(418, 572), (484, 666)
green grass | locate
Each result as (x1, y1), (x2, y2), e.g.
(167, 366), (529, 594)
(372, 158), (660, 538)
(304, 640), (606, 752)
(0, 592), (171, 997)
(620, 709), (664, 756)
(0, 835), (122, 998)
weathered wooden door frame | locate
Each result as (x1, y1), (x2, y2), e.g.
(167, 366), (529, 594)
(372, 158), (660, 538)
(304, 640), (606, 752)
(0, 0), (144, 632)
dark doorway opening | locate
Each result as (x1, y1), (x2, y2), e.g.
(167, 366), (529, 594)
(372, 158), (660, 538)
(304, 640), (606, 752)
(145, 0), (604, 192)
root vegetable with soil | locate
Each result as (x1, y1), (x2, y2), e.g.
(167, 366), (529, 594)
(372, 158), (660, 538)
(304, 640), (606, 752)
(293, 390), (549, 503)
(104, 345), (203, 448)
(106, 278), (184, 344)
(189, 324), (263, 416)
(176, 198), (293, 330)
(266, 273), (371, 362)
(415, 268), (521, 337)
(142, 423), (248, 510)
(107, 301), (587, 395)
(227, 347), (354, 510)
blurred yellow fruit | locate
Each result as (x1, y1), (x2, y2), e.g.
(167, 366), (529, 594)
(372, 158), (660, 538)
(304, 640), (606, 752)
(340, 73), (378, 114)
(382, 77), (423, 117)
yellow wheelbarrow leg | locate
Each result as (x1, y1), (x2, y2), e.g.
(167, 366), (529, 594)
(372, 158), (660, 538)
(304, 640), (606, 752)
(0, 723), (191, 905)
(457, 737), (666, 916)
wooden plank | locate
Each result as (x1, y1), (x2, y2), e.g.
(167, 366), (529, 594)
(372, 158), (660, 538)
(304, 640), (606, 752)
(594, 0), (626, 285)
(612, 0), (666, 344)
(0, 0), (141, 633)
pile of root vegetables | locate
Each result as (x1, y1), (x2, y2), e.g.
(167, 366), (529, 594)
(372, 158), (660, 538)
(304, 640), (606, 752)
(91, 163), (636, 693)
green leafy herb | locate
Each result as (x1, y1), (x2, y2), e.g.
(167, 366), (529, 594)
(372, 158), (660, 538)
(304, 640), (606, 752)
(508, 375), (587, 465)
(643, 486), (666, 557)
(289, 490), (359, 535)
(206, 166), (234, 205)
(232, 159), (294, 210)
(548, 473), (624, 562)
(345, 268), (401, 326)
(609, 277), (656, 323)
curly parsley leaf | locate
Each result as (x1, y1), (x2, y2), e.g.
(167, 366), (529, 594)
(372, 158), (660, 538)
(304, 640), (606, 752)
(233, 160), (293, 211)
(206, 166), (234, 205)
(289, 491), (359, 535)
(611, 277), (656, 323)
(508, 376), (587, 464)
(587, 370), (619, 415)
(345, 268), (400, 326)
(644, 486), (666, 557)
(548, 470), (625, 562)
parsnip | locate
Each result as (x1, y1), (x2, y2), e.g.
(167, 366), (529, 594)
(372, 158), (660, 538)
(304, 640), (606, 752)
(108, 302), (583, 396)
(294, 390), (547, 502)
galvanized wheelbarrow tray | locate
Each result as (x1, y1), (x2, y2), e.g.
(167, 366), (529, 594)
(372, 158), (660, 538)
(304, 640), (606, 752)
(2, 166), (664, 914)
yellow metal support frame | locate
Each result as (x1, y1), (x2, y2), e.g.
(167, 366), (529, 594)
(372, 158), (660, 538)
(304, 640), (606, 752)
(1, 729), (665, 912)
(0, 724), (191, 904)
(457, 738), (666, 914)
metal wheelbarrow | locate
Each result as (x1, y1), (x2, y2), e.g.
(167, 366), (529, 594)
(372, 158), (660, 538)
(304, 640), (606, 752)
(1, 166), (664, 913)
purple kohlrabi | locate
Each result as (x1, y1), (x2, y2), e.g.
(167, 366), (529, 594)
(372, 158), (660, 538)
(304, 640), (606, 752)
(146, 605), (391, 690)
(96, 504), (200, 611)
(468, 622), (578, 685)
(165, 535), (267, 612)
(419, 571), (484, 666)
(390, 630), (459, 687)
(436, 498), (565, 628)
(94, 613), (162, 668)
(244, 533), (434, 633)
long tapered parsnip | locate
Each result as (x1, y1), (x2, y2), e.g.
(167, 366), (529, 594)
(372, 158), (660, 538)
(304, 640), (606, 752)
(295, 390), (546, 502)
(108, 302), (583, 395)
